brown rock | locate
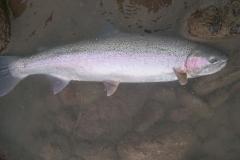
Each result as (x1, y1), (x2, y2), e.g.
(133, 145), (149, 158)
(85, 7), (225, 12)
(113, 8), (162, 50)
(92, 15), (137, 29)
(187, 0), (240, 40)
(192, 157), (217, 160)
(193, 124), (239, 160)
(202, 138), (225, 158)
(0, 0), (10, 54)
(59, 82), (104, 106)
(55, 105), (79, 133)
(135, 100), (165, 132)
(74, 97), (134, 140)
(195, 120), (210, 139)
(208, 89), (229, 108)
(153, 87), (178, 109)
(177, 89), (213, 119)
(74, 82), (104, 105)
(216, 126), (236, 141)
(113, 83), (155, 117)
(45, 94), (62, 116)
(208, 104), (230, 130)
(0, 149), (8, 160)
(75, 142), (118, 160)
(118, 123), (198, 160)
(201, 130), (240, 160)
(37, 133), (74, 160)
(229, 81), (240, 96)
(230, 94), (240, 135)
(59, 85), (77, 106)
(68, 157), (82, 160)
(74, 83), (154, 140)
(169, 107), (194, 122)
(45, 93), (80, 133)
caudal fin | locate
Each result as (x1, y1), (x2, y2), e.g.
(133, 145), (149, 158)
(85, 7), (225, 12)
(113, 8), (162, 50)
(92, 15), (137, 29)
(0, 56), (22, 97)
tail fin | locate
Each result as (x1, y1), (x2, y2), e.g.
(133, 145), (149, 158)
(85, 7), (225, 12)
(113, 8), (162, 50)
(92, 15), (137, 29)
(0, 56), (22, 97)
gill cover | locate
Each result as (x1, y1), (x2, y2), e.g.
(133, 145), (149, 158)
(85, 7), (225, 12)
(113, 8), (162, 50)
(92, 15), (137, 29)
(185, 51), (209, 77)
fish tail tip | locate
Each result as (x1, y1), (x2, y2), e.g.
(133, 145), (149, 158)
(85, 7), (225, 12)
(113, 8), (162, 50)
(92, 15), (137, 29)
(0, 56), (22, 97)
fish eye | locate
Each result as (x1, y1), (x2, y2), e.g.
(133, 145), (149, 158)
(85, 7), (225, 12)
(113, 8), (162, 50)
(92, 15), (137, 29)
(209, 56), (218, 63)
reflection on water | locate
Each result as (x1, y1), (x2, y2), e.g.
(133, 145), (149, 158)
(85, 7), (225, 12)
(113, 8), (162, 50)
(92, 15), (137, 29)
(0, 0), (240, 160)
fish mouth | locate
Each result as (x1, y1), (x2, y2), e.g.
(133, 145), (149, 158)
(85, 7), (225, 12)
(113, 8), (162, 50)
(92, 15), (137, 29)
(220, 61), (227, 68)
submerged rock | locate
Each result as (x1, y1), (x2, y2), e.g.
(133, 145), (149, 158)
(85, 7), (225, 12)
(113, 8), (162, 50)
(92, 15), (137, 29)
(230, 93), (240, 135)
(134, 100), (165, 132)
(187, 0), (240, 39)
(195, 120), (210, 140)
(208, 89), (229, 108)
(169, 107), (194, 123)
(73, 97), (134, 140)
(0, 0), (11, 53)
(75, 142), (118, 160)
(0, 149), (8, 160)
(153, 87), (178, 109)
(177, 89), (213, 119)
(201, 130), (240, 160)
(37, 133), (74, 160)
(118, 123), (198, 160)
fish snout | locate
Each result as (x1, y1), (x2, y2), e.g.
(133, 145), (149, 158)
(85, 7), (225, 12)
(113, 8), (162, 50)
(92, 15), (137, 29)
(221, 53), (228, 62)
(219, 53), (228, 68)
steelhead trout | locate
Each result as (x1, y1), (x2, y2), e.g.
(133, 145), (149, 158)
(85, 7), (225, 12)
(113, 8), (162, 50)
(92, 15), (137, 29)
(0, 33), (228, 96)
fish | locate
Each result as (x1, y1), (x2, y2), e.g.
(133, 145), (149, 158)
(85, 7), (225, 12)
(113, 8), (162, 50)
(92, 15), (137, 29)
(0, 33), (228, 97)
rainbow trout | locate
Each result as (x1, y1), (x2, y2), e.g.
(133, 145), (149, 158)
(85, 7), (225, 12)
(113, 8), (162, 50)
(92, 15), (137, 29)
(0, 33), (227, 96)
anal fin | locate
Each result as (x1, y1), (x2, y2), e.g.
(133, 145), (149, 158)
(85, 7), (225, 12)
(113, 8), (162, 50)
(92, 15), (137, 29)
(47, 76), (70, 94)
(104, 80), (120, 96)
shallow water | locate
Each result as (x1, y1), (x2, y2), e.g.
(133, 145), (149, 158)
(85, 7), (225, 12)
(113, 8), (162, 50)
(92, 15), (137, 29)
(0, 0), (240, 159)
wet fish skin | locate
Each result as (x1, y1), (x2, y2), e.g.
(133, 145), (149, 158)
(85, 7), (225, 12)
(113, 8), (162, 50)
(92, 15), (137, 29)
(0, 33), (228, 96)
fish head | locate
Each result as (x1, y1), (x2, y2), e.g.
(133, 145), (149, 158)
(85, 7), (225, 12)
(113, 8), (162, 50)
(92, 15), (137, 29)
(185, 46), (228, 77)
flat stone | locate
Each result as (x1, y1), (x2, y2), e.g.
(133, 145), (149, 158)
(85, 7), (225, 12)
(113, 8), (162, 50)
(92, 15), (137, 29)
(0, 149), (8, 160)
(153, 87), (178, 109)
(118, 123), (198, 160)
(135, 100), (165, 132)
(37, 133), (74, 160)
(75, 142), (118, 160)
(177, 89), (213, 119)
(169, 107), (194, 122)
(208, 89), (229, 108)
(74, 97), (134, 140)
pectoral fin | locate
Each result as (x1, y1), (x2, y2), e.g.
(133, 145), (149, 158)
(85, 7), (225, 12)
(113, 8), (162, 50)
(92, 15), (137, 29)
(47, 76), (70, 94)
(103, 80), (120, 96)
(173, 68), (188, 85)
